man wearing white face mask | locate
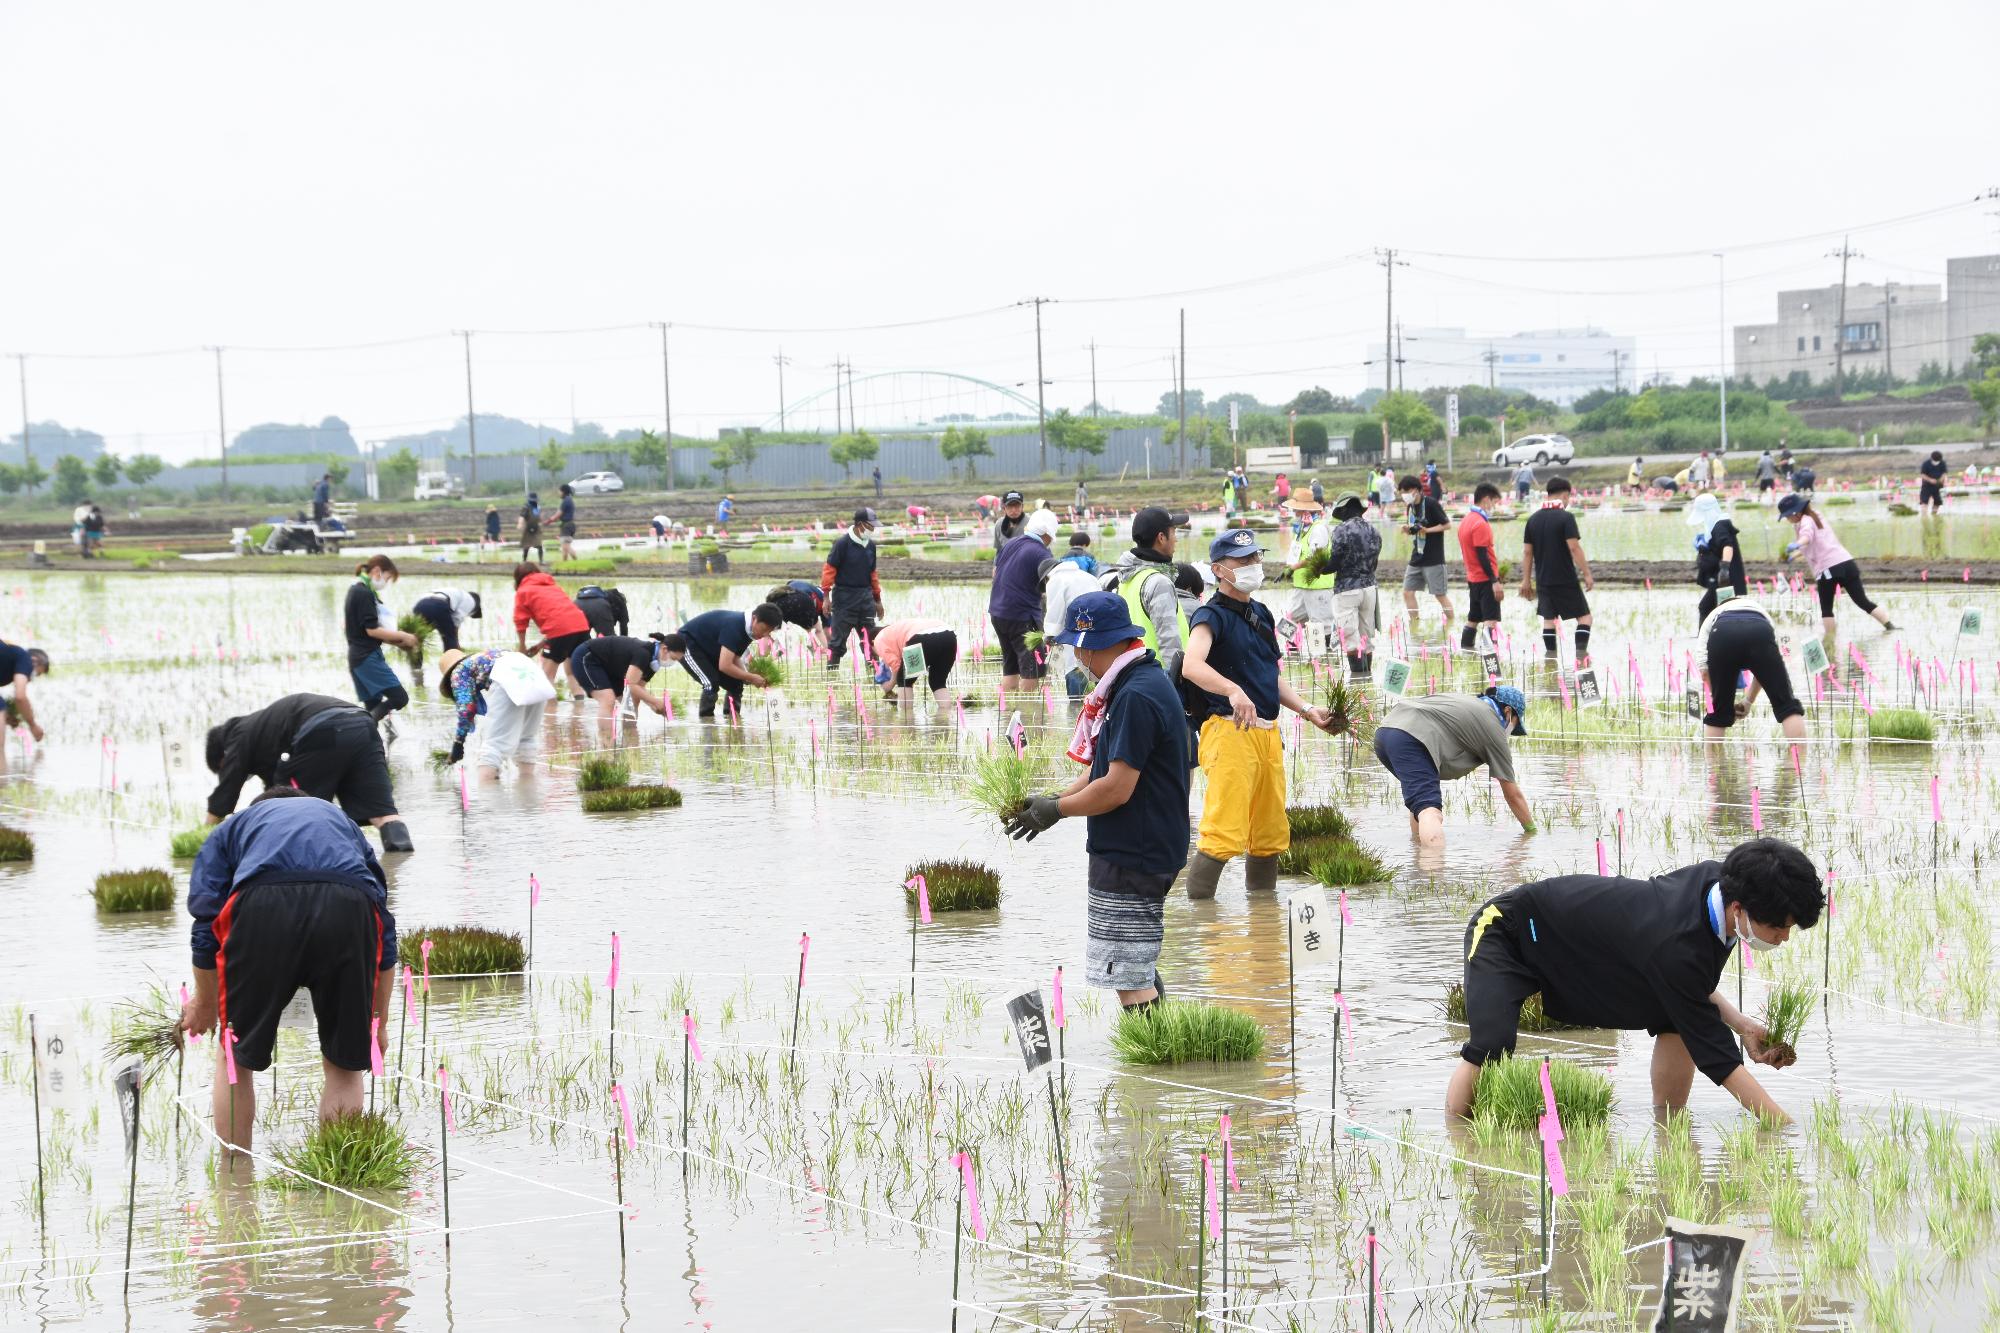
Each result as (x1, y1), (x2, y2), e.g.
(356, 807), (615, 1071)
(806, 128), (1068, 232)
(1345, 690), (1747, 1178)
(821, 507), (884, 672)
(1177, 528), (1335, 901)
(1445, 837), (1823, 1126)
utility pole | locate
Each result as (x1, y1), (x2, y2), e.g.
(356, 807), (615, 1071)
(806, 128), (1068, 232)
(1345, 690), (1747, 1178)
(828, 360), (846, 434)
(653, 322), (673, 445)
(1827, 236), (1862, 396)
(208, 347), (229, 497)
(1882, 281), (1895, 383)
(1394, 321), (1405, 393)
(1712, 255), (1728, 453)
(1017, 298), (1052, 470)
(1607, 348), (1623, 394)
(12, 355), (26, 470)
(774, 351), (791, 431)
(1178, 308), (1188, 478)
(1375, 248), (1405, 395)
(845, 360), (857, 435)
(1088, 340), (1098, 417)
(1483, 343), (1497, 390)
(457, 331), (478, 490)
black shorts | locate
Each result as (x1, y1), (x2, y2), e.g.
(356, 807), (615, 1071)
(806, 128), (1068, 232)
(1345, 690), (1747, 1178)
(560, 520), (577, 538)
(578, 599), (621, 638)
(1919, 482), (1943, 507)
(1704, 612), (1802, 729)
(1458, 890), (1546, 1066)
(1758, 477), (1774, 493)
(571, 644), (622, 697)
(990, 616), (1047, 680)
(274, 708), (398, 823)
(1815, 560), (1876, 618)
(1535, 585), (1590, 621)
(1466, 581), (1501, 622)
(895, 630), (959, 691)
(216, 879), (385, 1072)
(410, 596), (460, 653)
(542, 629), (591, 663)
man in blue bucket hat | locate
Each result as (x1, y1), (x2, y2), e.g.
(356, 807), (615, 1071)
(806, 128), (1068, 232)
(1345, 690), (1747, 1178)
(1003, 590), (1189, 1011)
(1373, 684), (1535, 849)
(1179, 527), (1335, 901)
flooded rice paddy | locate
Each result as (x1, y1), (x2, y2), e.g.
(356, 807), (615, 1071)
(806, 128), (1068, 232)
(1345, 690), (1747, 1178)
(3, 565), (1998, 1331)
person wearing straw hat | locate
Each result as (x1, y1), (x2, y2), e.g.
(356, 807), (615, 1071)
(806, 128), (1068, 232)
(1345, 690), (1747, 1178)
(204, 693), (415, 852)
(1686, 492), (1745, 627)
(821, 507), (884, 672)
(1373, 687), (1533, 849)
(1285, 499), (1338, 640)
(1003, 591), (1189, 1011)
(180, 787), (396, 1151)
(1179, 527), (1335, 901)
(1696, 596), (1806, 741)
(1325, 491), (1382, 679)
(436, 645), (559, 776)
(1445, 837), (1821, 1125)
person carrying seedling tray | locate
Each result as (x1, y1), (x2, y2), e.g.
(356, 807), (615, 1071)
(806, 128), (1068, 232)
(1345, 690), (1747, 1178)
(674, 603), (782, 720)
(1445, 837), (1822, 1125)
(1373, 687), (1533, 849)
(180, 788), (396, 1151)
(1178, 527), (1335, 901)
(205, 692), (414, 852)
(1002, 592), (1189, 1011)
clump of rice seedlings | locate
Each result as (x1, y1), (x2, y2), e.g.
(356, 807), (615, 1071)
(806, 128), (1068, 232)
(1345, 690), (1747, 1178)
(1443, 983), (1581, 1033)
(967, 753), (1037, 823)
(743, 654), (786, 688)
(1319, 675), (1371, 737)
(92, 868), (174, 912)
(581, 784), (682, 812)
(1307, 840), (1389, 887)
(1867, 708), (1935, 742)
(107, 997), (184, 1075)
(272, 1113), (422, 1192)
(1023, 630), (1046, 655)
(169, 826), (212, 859)
(904, 858), (1001, 911)
(397, 926), (525, 975)
(1761, 981), (1817, 1060)
(428, 748), (455, 771)
(0, 825), (34, 861)
(1470, 1055), (1612, 1131)
(1277, 833), (1353, 875)
(1110, 1002), (1265, 1065)
(576, 753), (632, 791)
(396, 613), (436, 668)
(1886, 501), (1918, 517)
(1286, 804), (1353, 841)
(1291, 544), (1332, 582)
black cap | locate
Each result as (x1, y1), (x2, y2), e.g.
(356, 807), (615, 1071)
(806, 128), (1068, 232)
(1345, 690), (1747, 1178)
(1132, 506), (1190, 548)
(1036, 556), (1060, 585)
(852, 507), (877, 526)
(1002, 490), (1024, 506)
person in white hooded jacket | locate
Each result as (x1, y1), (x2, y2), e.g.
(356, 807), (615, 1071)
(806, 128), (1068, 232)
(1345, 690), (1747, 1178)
(409, 588), (483, 653)
(1041, 551), (1102, 697)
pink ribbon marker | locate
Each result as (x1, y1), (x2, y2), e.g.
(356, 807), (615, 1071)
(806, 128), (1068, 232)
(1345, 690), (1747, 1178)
(799, 932), (811, 982)
(1219, 1114), (1242, 1191)
(1750, 787), (1763, 831)
(1595, 838), (1607, 875)
(1051, 966), (1066, 1030)
(1364, 1229), (1389, 1324)
(684, 1013), (704, 1062)
(438, 1066), (456, 1132)
(1203, 1152), (1221, 1237)
(1538, 1060), (1564, 1141)
(906, 874), (931, 924)
(1334, 991), (1355, 1053)
(403, 965), (417, 1020)
(1540, 1113), (1570, 1196)
(1931, 775), (1943, 823)
(369, 1018), (384, 1076)
(662, 691), (674, 722)
(420, 938), (433, 992)
(1338, 889), (1353, 927)
(530, 873), (541, 908)
(458, 767), (469, 811)
(612, 1082), (637, 1150)
(606, 932), (621, 991)
(952, 1151), (987, 1240)
(223, 1026), (238, 1085)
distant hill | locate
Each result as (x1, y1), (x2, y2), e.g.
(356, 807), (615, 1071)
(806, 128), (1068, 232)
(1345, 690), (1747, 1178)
(3, 421), (106, 465)
(231, 416), (360, 458)
(381, 414), (649, 456)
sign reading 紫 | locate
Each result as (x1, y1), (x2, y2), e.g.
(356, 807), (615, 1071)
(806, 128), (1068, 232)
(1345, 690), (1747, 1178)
(1574, 668), (1602, 708)
(35, 1018), (80, 1112)
(1287, 885), (1335, 970)
(1005, 990), (1053, 1072)
(1478, 648), (1502, 682)
(1381, 660), (1412, 697)
(1684, 683), (1703, 720)
(1651, 1218), (1752, 1332)
(114, 1061), (142, 1155)
(1799, 637), (1830, 677)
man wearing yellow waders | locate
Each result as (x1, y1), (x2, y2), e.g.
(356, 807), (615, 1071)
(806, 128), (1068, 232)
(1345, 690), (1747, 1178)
(1179, 527), (1335, 900)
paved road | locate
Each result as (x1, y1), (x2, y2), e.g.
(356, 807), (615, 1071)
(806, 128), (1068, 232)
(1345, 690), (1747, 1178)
(1448, 438), (1992, 475)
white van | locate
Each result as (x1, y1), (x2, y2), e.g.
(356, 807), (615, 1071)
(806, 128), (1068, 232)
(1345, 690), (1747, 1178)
(414, 471), (462, 500)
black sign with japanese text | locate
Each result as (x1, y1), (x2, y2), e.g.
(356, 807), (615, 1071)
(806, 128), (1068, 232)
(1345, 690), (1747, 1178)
(1652, 1218), (1750, 1332)
(1006, 990), (1053, 1072)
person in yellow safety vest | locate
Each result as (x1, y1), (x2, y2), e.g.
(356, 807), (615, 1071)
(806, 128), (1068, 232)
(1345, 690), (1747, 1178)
(1626, 457), (1644, 492)
(1286, 501), (1338, 630)
(1103, 506), (1191, 664)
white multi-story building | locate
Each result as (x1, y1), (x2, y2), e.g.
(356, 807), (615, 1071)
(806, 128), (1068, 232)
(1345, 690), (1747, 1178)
(1367, 327), (1638, 405)
(1732, 254), (2000, 386)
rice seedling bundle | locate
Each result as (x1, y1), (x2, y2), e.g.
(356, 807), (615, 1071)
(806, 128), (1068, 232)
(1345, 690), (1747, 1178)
(428, 748), (456, 772)
(1112, 1002), (1265, 1065)
(903, 858), (1001, 911)
(397, 926), (526, 975)
(1319, 676), (1371, 737)
(272, 1113), (423, 1191)
(1023, 630), (1046, 655)
(967, 753), (1039, 823)
(92, 868), (174, 912)
(1277, 833), (1353, 875)
(1761, 981), (1817, 1059)
(396, 613), (436, 668)
(743, 654), (786, 688)
(1443, 983), (1581, 1033)
(0, 825), (34, 861)
(576, 753), (632, 791)
(1306, 840), (1389, 887)
(1286, 804), (1354, 841)
(168, 826), (212, 859)
(1867, 708), (1935, 742)
(581, 784), (683, 812)
(1472, 1055), (1612, 1131)
(107, 999), (185, 1075)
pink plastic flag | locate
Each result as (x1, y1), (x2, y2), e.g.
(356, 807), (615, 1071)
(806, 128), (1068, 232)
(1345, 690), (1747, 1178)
(955, 697), (967, 730)
(403, 965), (417, 1020)
(952, 1150), (987, 1240)
(530, 873), (541, 908)
(369, 1017), (385, 1075)
(1791, 744), (1803, 782)
(1338, 889), (1353, 926)
(1203, 1153), (1221, 1237)
(798, 932), (811, 983)
(1931, 775), (1943, 823)
(1363, 1229), (1389, 1323)
(420, 937), (434, 992)
(1595, 838), (1607, 875)
(438, 1066), (456, 1132)
(605, 932), (621, 990)
(1537, 1059), (1563, 1141)
(662, 691), (674, 722)
(684, 1013), (704, 1062)
(223, 1026), (238, 1085)
(612, 1082), (637, 1150)
(458, 766), (468, 811)
(809, 718), (820, 759)
(907, 873), (932, 924)
(1334, 990), (1355, 1053)
(1052, 966), (1066, 1030)
(1539, 1114), (1571, 1196)
(1219, 1113), (1242, 1191)
(726, 693), (739, 725)
(1751, 787), (1763, 831)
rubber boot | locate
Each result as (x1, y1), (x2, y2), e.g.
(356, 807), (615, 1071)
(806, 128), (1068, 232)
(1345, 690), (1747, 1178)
(1244, 854), (1279, 894)
(378, 820), (415, 853)
(1346, 652), (1368, 679)
(1185, 851), (1227, 901)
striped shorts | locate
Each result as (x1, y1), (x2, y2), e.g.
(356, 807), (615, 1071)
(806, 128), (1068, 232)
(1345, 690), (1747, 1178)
(1084, 855), (1174, 990)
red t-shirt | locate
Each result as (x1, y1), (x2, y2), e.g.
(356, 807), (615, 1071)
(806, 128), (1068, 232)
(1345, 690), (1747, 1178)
(1458, 508), (1496, 584)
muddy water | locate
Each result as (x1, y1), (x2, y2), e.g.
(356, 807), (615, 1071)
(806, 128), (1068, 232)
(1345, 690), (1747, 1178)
(3, 572), (1998, 1330)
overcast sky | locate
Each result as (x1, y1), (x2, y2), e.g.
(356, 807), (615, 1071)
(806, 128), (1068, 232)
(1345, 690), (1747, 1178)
(4, 1), (1997, 458)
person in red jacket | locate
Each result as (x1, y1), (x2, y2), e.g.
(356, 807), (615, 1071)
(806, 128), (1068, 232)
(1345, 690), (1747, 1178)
(511, 562), (592, 691)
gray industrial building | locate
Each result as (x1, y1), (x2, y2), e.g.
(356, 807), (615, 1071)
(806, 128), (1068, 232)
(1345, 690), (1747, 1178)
(1367, 327), (1637, 404)
(1733, 254), (2000, 385)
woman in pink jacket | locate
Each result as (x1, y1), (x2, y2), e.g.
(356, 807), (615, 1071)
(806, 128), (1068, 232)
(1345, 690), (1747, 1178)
(1778, 494), (1896, 637)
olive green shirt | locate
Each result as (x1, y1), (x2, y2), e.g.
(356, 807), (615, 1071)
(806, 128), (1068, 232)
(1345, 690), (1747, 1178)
(1379, 694), (1517, 784)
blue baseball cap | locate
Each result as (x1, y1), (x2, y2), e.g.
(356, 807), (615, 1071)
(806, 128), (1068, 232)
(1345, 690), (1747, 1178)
(1208, 528), (1266, 562)
(1050, 590), (1142, 650)
(1488, 685), (1529, 736)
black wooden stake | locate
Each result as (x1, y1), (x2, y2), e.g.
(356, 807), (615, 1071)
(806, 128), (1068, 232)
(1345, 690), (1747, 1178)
(438, 1064), (452, 1253)
(122, 1071), (141, 1298)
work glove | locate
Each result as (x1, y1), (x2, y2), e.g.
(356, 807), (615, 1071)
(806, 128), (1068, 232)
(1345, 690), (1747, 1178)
(1003, 795), (1064, 842)
(449, 741), (465, 765)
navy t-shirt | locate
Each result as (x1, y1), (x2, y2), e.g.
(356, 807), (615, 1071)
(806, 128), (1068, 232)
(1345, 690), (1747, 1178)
(1085, 657), (1192, 877)
(825, 533), (877, 589)
(581, 635), (659, 683)
(0, 642), (34, 681)
(1187, 596), (1281, 721)
(988, 534), (1047, 621)
(678, 609), (752, 663)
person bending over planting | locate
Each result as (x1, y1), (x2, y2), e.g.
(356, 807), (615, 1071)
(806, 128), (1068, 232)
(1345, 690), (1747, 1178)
(511, 562), (592, 692)
(870, 618), (958, 707)
(569, 632), (685, 722)
(206, 692), (414, 851)
(438, 647), (556, 779)
(408, 587), (482, 654)
(1373, 687), (1533, 849)
(180, 788), (396, 1150)
(1003, 592), (1189, 1010)
(1445, 837), (1821, 1125)
(1698, 596), (1805, 741)
(0, 641), (50, 741)
(674, 603), (782, 719)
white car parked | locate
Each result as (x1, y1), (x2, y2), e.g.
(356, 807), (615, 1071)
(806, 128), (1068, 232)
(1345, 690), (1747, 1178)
(1491, 434), (1574, 467)
(568, 471), (625, 495)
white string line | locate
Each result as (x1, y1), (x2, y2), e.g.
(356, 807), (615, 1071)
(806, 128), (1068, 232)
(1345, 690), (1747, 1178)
(1214, 1252), (1557, 1323)
(165, 1091), (424, 1225)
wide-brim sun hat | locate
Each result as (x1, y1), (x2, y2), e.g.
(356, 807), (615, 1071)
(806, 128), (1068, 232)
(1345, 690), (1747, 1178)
(1050, 590), (1142, 650)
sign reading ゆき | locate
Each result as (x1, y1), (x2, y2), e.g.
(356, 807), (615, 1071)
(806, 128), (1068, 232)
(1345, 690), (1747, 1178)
(1287, 885), (1335, 970)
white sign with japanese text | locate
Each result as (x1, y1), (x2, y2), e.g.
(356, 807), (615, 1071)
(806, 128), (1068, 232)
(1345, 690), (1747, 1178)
(1287, 886), (1335, 971)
